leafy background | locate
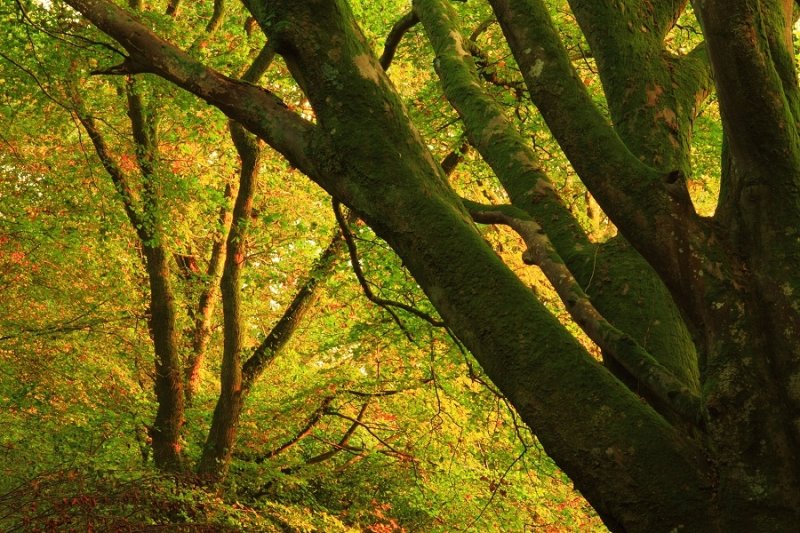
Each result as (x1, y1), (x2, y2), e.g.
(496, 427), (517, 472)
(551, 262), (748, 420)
(0, 0), (729, 530)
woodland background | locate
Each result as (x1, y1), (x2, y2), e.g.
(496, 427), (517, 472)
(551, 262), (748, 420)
(1, 0), (727, 530)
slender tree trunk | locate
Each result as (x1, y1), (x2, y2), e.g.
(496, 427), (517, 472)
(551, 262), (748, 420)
(198, 224), (344, 479)
(68, 74), (186, 471)
(197, 120), (258, 479)
(197, 43), (281, 480)
(143, 245), (185, 471)
(126, 73), (186, 471)
(184, 182), (234, 403)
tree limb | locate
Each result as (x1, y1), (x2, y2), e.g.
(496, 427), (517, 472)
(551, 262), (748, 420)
(414, 0), (591, 250)
(465, 200), (705, 426)
(379, 10), (419, 70)
(63, 0), (322, 188)
(486, 0), (710, 324)
(253, 396), (336, 463)
(303, 402), (370, 467)
(241, 225), (346, 393)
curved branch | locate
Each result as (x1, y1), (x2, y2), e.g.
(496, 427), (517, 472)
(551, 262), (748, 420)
(69, 92), (145, 237)
(241, 225), (346, 392)
(253, 395), (336, 463)
(63, 0), (322, 187)
(380, 10), (419, 70)
(486, 0), (710, 325)
(333, 200), (446, 329)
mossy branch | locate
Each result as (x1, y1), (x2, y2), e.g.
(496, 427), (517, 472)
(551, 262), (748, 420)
(465, 200), (705, 427)
(414, 0), (590, 251)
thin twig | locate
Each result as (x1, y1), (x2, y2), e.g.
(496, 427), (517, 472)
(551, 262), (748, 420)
(254, 396), (336, 463)
(332, 200), (445, 332)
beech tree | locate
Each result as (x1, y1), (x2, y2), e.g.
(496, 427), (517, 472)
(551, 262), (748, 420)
(43, 0), (800, 530)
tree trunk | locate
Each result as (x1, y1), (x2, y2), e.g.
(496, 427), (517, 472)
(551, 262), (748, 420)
(70, 71), (186, 471)
(184, 182), (233, 404)
(143, 244), (185, 472)
(196, 121), (258, 479)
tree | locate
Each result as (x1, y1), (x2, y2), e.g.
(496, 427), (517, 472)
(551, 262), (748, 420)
(29, 0), (800, 530)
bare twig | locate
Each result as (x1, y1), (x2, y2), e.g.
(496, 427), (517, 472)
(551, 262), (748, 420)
(332, 200), (446, 334)
(323, 406), (412, 462)
(342, 377), (433, 398)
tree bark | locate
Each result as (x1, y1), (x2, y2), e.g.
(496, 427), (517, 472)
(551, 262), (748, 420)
(142, 244), (184, 471)
(126, 77), (186, 472)
(69, 74), (185, 471)
(196, 119), (259, 479)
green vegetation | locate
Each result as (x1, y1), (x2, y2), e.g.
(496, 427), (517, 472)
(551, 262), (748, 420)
(2, 0), (800, 531)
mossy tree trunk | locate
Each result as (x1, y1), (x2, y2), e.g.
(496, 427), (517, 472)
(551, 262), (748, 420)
(61, 0), (800, 529)
(72, 73), (186, 472)
(126, 78), (186, 472)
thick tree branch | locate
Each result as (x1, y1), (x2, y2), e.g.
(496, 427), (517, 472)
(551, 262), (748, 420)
(488, 0), (711, 328)
(675, 43), (714, 122)
(567, 1), (708, 177)
(488, 0), (671, 204)
(63, 0), (322, 188)
(698, 0), (800, 210)
(466, 201), (705, 426)
(205, 0), (225, 34)
(414, 0), (591, 253)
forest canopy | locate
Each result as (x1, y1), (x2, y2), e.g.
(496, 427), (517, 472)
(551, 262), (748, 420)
(2, 0), (800, 531)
